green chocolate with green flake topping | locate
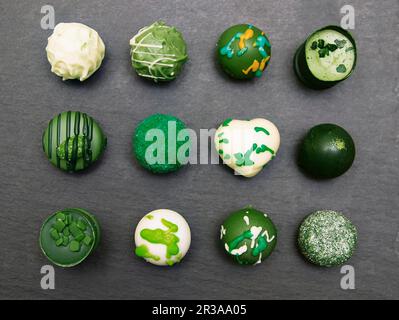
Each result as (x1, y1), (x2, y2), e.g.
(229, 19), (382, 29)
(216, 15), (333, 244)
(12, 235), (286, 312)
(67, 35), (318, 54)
(39, 208), (101, 267)
(42, 111), (107, 172)
(298, 210), (357, 267)
(220, 207), (277, 266)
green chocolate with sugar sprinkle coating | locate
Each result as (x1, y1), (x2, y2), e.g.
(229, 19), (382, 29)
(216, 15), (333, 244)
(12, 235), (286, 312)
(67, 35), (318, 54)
(133, 114), (190, 174)
(298, 210), (357, 267)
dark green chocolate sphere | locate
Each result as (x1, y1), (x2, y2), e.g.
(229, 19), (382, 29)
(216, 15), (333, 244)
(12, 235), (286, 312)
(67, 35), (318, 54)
(298, 210), (357, 267)
(298, 124), (355, 178)
(42, 111), (107, 172)
(220, 207), (277, 265)
(39, 208), (101, 267)
(133, 114), (190, 174)
(217, 24), (271, 80)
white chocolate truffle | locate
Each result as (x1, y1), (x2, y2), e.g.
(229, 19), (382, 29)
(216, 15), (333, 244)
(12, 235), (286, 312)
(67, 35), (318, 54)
(215, 118), (280, 177)
(134, 209), (191, 266)
(46, 22), (105, 81)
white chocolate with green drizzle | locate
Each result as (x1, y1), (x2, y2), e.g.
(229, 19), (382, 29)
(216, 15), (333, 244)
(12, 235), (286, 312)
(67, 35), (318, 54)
(215, 118), (280, 177)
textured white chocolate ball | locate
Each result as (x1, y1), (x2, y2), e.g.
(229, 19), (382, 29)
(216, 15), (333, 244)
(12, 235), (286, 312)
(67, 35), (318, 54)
(134, 209), (191, 266)
(46, 22), (105, 81)
(215, 118), (280, 177)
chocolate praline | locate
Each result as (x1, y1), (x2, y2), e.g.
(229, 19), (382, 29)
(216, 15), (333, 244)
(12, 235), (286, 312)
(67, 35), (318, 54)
(217, 24), (271, 80)
(39, 208), (101, 267)
(298, 123), (355, 179)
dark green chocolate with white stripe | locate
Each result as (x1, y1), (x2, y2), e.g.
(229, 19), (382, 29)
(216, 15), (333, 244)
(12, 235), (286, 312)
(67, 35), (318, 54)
(42, 111), (107, 172)
(40, 208), (101, 267)
(294, 26), (357, 89)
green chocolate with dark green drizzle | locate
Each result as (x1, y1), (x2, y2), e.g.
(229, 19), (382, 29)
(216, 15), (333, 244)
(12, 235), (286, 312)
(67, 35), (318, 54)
(39, 208), (101, 267)
(42, 111), (107, 172)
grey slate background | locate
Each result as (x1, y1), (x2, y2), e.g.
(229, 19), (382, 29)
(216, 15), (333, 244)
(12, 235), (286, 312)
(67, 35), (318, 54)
(0, 0), (398, 300)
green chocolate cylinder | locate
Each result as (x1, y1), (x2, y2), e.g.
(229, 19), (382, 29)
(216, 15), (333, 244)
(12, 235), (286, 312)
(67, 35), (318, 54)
(293, 26), (357, 89)
(39, 208), (101, 267)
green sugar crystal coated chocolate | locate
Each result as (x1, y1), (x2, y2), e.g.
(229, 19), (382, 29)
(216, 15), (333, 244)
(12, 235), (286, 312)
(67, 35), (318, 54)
(39, 208), (101, 267)
(132, 114), (191, 174)
(217, 24), (271, 80)
(298, 210), (357, 267)
(42, 111), (107, 172)
(220, 207), (277, 265)
(130, 21), (188, 82)
(298, 123), (355, 179)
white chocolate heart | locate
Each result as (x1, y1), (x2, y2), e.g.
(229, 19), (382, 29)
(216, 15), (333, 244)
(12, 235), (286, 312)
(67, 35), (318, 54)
(215, 118), (280, 177)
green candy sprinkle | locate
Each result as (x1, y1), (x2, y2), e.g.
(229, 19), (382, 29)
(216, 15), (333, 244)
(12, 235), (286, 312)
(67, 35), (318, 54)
(54, 220), (66, 232)
(77, 220), (87, 231)
(56, 238), (64, 247)
(75, 233), (85, 242)
(50, 228), (60, 240)
(63, 227), (70, 237)
(83, 236), (93, 246)
(310, 41), (318, 50)
(334, 39), (347, 49)
(62, 236), (69, 246)
(69, 240), (81, 252)
(336, 64), (347, 73)
(69, 222), (81, 238)
(55, 212), (66, 221)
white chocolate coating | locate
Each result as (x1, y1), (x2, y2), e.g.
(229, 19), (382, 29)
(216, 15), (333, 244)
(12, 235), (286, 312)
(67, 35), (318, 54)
(46, 23), (105, 81)
(215, 118), (280, 177)
(134, 209), (191, 266)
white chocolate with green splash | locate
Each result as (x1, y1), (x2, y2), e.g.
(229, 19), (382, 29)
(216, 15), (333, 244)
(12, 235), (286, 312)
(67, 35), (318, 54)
(134, 209), (191, 266)
(215, 118), (280, 177)
(46, 23), (105, 81)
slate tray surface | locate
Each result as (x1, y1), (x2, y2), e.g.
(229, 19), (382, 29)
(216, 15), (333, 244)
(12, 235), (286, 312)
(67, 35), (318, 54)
(0, 0), (398, 299)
